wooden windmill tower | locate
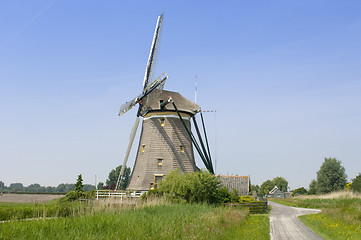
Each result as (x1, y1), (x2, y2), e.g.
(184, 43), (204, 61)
(116, 14), (214, 191)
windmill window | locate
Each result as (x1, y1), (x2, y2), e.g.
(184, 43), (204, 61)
(154, 175), (164, 183)
(157, 158), (163, 166)
(142, 145), (145, 152)
(180, 145), (184, 152)
(160, 119), (165, 126)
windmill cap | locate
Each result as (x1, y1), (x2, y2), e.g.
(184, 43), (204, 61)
(145, 90), (200, 115)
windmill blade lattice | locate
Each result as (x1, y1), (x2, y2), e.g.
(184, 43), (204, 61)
(143, 13), (164, 90)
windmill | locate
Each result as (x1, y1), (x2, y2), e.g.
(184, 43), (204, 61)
(116, 14), (214, 191)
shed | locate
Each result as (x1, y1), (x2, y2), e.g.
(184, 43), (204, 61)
(266, 186), (286, 198)
(217, 175), (249, 196)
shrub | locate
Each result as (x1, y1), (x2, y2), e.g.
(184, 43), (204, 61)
(350, 173), (361, 193)
(62, 190), (84, 202)
(239, 196), (255, 203)
(293, 187), (308, 196)
(157, 170), (230, 204)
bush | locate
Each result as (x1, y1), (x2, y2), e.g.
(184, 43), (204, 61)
(293, 187), (308, 196)
(350, 173), (361, 193)
(157, 170), (232, 204)
(62, 190), (84, 202)
(239, 196), (255, 203)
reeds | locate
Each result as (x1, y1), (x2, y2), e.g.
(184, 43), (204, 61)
(0, 203), (253, 239)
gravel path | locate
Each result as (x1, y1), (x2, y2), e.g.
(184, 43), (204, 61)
(269, 201), (323, 240)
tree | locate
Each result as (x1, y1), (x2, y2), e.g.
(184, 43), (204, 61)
(27, 183), (45, 193)
(272, 177), (288, 192)
(250, 184), (259, 196)
(9, 183), (24, 192)
(350, 173), (361, 193)
(97, 182), (104, 190)
(106, 165), (131, 190)
(56, 184), (66, 192)
(308, 179), (317, 195)
(157, 170), (225, 203)
(83, 184), (96, 191)
(316, 157), (347, 194)
(63, 175), (85, 202)
(293, 187), (307, 196)
(75, 174), (84, 192)
(0, 181), (5, 191)
(259, 180), (274, 196)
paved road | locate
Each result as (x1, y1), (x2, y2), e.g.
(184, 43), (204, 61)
(269, 201), (323, 240)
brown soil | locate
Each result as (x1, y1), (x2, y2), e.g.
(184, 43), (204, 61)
(0, 193), (65, 203)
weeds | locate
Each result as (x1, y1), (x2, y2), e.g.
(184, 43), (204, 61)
(0, 204), (254, 239)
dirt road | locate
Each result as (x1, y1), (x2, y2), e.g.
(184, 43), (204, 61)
(269, 201), (323, 240)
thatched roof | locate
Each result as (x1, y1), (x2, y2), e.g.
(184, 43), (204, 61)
(145, 90), (200, 115)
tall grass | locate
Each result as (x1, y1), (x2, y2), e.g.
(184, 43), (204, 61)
(0, 204), (258, 239)
(298, 190), (361, 200)
(0, 201), (92, 221)
(0, 197), (149, 221)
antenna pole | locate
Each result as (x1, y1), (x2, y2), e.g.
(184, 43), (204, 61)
(195, 75), (197, 104)
(95, 174), (97, 190)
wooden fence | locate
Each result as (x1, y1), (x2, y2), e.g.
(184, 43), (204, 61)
(95, 190), (145, 200)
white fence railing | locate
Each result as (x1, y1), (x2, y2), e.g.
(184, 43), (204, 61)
(95, 190), (146, 200)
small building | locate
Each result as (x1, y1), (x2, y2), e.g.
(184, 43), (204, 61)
(217, 175), (249, 196)
(266, 186), (286, 198)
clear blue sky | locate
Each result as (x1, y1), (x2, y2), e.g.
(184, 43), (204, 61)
(1, 0), (360, 190)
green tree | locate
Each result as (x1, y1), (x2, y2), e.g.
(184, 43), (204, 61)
(316, 157), (347, 194)
(272, 177), (288, 192)
(83, 184), (96, 191)
(259, 180), (274, 196)
(0, 181), (5, 191)
(9, 183), (24, 192)
(63, 175), (84, 202)
(106, 165), (131, 190)
(56, 184), (66, 192)
(27, 184), (45, 193)
(293, 187), (308, 196)
(250, 184), (259, 196)
(350, 173), (361, 193)
(308, 179), (317, 195)
(97, 182), (104, 190)
(75, 174), (84, 192)
(45, 186), (55, 193)
(157, 170), (225, 203)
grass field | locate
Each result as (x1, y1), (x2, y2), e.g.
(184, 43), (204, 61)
(0, 200), (90, 221)
(0, 202), (270, 239)
(271, 194), (361, 240)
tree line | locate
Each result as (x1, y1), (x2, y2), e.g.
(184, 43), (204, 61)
(0, 181), (95, 193)
(253, 157), (361, 197)
(0, 165), (130, 194)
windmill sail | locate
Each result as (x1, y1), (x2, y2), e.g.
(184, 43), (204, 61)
(118, 72), (167, 117)
(118, 97), (138, 117)
(143, 13), (164, 90)
(116, 14), (166, 190)
(140, 72), (167, 116)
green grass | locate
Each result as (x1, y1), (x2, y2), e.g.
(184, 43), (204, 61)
(236, 214), (270, 239)
(0, 203), (270, 239)
(271, 198), (361, 240)
(0, 200), (89, 221)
